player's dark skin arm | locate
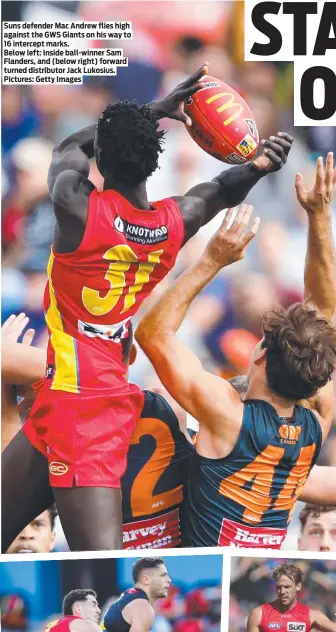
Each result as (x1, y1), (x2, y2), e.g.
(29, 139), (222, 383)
(176, 132), (293, 243)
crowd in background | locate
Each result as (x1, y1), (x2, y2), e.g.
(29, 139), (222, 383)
(2, 0), (336, 549)
(229, 558), (336, 632)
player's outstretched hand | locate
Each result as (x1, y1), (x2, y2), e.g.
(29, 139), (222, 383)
(253, 132), (293, 173)
(295, 152), (336, 215)
(1, 313), (35, 346)
(204, 204), (260, 269)
(151, 63), (208, 126)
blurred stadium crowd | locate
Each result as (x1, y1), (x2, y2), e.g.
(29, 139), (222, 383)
(2, 0), (336, 549)
(229, 557), (336, 632)
(0, 556), (222, 632)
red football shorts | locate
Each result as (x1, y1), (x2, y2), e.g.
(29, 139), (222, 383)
(23, 380), (144, 488)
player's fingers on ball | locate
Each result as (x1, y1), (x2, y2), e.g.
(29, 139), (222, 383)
(22, 328), (35, 346)
(1, 314), (16, 333)
(183, 64), (208, 87)
(263, 140), (285, 159)
(277, 132), (293, 144)
(269, 135), (291, 154)
(264, 148), (282, 165)
(179, 84), (202, 100)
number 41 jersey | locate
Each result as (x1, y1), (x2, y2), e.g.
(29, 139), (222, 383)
(44, 189), (184, 394)
(187, 399), (322, 549)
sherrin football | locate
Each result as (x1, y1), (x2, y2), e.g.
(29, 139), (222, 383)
(184, 75), (259, 164)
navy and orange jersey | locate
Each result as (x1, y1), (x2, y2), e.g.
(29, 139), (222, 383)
(121, 390), (194, 549)
(260, 601), (311, 632)
(44, 616), (80, 632)
(44, 189), (184, 394)
(187, 399), (322, 548)
(103, 587), (148, 632)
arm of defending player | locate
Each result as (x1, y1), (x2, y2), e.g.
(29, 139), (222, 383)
(299, 465), (336, 504)
(247, 607), (262, 632)
(176, 133), (292, 244)
(1, 314), (45, 385)
(296, 153), (336, 437)
(310, 610), (336, 632)
(296, 152), (336, 320)
(136, 205), (259, 428)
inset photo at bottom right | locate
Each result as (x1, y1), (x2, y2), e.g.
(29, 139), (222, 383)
(229, 556), (336, 632)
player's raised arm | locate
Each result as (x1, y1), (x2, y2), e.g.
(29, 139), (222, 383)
(136, 205), (259, 425)
(296, 154), (336, 438)
(296, 152), (336, 320)
(176, 132), (292, 243)
(247, 607), (262, 632)
(310, 609), (336, 632)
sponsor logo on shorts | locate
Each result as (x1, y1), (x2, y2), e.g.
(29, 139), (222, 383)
(49, 462), (69, 476)
(287, 624), (306, 632)
(226, 152), (246, 164)
(78, 317), (130, 342)
(218, 517), (287, 549)
(237, 133), (257, 157)
(268, 624), (282, 630)
(123, 508), (180, 550)
(279, 424), (302, 444)
(114, 215), (168, 245)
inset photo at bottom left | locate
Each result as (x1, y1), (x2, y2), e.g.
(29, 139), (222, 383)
(0, 553), (223, 632)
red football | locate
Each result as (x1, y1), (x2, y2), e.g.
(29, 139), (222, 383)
(184, 75), (259, 164)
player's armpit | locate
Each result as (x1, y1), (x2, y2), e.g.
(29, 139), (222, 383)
(2, 343), (45, 386)
(299, 465), (336, 505)
(247, 607), (262, 632)
(310, 609), (336, 632)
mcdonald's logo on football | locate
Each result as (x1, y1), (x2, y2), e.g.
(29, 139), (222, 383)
(279, 425), (302, 443)
(206, 92), (244, 127)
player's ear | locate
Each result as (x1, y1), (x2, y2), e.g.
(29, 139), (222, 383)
(296, 583), (302, 593)
(254, 346), (266, 365)
(130, 344), (137, 366)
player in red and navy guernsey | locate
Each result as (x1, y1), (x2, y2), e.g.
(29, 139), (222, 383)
(136, 156), (336, 549)
(247, 563), (336, 632)
(45, 589), (101, 632)
(2, 61), (292, 552)
(103, 557), (170, 632)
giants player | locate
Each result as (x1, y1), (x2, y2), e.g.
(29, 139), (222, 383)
(247, 563), (336, 632)
(136, 155), (336, 548)
(103, 557), (171, 632)
(45, 589), (101, 632)
(2, 62), (292, 552)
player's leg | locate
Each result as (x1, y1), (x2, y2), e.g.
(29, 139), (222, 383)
(1, 429), (54, 552)
(53, 487), (122, 550)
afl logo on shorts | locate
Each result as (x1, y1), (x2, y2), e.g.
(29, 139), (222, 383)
(49, 462), (68, 475)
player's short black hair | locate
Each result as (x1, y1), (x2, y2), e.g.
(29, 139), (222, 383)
(95, 100), (165, 186)
(62, 589), (97, 615)
(299, 504), (336, 532)
(48, 504), (58, 531)
(132, 557), (165, 583)
(273, 564), (303, 586)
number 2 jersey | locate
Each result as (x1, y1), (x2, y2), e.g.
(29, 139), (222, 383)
(122, 390), (194, 549)
(45, 189), (184, 393)
(260, 601), (311, 632)
(187, 399), (322, 548)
